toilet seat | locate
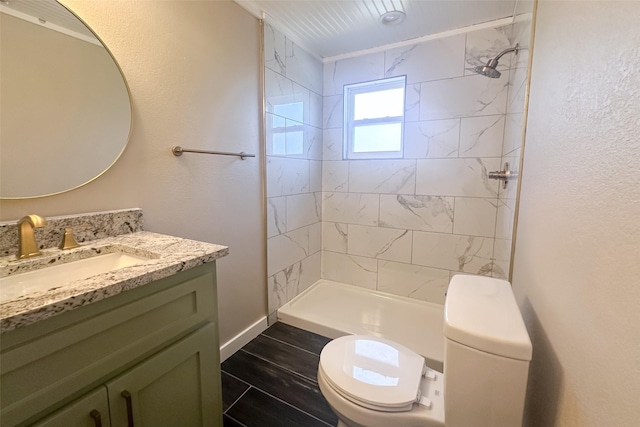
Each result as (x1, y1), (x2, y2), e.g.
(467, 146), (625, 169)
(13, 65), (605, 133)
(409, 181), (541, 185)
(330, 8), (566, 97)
(319, 335), (425, 412)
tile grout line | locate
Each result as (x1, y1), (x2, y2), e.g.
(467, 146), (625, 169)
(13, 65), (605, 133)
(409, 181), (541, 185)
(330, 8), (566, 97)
(224, 326), (339, 425)
(223, 380), (253, 415)
(260, 332), (325, 357)
(246, 384), (336, 427)
(226, 358), (334, 426)
(222, 369), (253, 389)
(239, 348), (319, 384)
(224, 413), (249, 427)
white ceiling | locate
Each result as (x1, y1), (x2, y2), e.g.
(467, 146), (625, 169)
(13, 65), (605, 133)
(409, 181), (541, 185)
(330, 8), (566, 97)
(235, 0), (530, 59)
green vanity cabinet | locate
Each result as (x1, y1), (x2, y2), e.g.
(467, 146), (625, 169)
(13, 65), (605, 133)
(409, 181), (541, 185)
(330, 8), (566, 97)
(107, 323), (218, 427)
(0, 262), (222, 427)
(31, 387), (111, 427)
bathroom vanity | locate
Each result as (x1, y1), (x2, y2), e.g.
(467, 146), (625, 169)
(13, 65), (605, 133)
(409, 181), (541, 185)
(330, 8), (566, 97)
(0, 210), (229, 427)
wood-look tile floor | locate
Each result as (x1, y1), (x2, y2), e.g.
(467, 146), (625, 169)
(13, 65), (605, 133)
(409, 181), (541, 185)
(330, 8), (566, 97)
(222, 322), (338, 427)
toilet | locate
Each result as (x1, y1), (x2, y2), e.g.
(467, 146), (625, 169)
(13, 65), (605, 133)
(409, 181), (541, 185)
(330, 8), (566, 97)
(317, 275), (532, 427)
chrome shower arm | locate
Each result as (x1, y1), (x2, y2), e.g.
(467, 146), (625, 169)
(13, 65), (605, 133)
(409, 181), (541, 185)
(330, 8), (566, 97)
(474, 43), (522, 78)
(494, 43), (520, 62)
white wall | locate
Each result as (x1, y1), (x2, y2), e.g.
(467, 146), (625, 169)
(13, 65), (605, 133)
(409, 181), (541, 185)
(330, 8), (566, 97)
(512, 1), (640, 425)
(0, 0), (266, 345)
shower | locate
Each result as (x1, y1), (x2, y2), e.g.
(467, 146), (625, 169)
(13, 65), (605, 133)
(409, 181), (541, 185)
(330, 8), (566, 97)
(474, 43), (520, 78)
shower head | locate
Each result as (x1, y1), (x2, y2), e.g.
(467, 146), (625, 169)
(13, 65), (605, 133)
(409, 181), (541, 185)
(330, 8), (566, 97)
(474, 58), (502, 78)
(473, 44), (520, 78)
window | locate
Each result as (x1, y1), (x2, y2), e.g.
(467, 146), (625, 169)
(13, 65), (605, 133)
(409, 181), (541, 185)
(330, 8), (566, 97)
(343, 76), (406, 159)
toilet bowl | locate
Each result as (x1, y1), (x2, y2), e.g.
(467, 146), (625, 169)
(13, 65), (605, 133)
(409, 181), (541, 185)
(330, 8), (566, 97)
(318, 334), (444, 427)
(318, 275), (532, 427)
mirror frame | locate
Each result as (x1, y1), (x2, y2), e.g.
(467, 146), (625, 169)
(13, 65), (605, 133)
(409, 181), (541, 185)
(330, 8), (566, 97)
(0, 0), (133, 199)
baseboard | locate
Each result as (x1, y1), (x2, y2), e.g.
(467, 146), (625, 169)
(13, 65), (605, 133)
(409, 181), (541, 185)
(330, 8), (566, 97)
(219, 316), (268, 362)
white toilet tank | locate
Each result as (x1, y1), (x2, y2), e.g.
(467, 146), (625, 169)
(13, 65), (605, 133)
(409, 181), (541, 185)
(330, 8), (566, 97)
(443, 275), (532, 427)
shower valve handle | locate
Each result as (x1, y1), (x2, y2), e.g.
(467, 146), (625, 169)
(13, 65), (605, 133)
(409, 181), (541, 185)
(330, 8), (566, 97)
(489, 162), (517, 189)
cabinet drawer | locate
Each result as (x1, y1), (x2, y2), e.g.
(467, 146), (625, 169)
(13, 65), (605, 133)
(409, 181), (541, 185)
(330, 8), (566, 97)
(1, 263), (217, 426)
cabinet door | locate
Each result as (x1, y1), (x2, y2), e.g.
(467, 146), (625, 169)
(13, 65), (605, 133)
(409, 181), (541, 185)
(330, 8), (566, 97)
(106, 324), (221, 427)
(32, 387), (111, 427)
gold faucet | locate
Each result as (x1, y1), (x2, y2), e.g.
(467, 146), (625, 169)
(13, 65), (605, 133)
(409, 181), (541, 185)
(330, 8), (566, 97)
(17, 214), (48, 259)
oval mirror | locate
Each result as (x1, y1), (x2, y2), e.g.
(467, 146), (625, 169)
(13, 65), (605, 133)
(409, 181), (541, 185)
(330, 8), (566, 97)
(0, 0), (132, 199)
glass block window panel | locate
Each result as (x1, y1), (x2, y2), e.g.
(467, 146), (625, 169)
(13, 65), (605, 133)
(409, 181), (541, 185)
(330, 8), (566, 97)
(344, 76), (406, 159)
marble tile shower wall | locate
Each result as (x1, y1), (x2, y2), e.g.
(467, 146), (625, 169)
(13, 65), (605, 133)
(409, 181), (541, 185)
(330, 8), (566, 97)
(494, 21), (531, 276)
(264, 23), (323, 316)
(495, 20), (533, 279)
(321, 22), (532, 304)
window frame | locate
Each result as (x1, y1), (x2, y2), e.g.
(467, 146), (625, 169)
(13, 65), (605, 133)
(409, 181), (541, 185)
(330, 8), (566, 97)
(343, 76), (406, 160)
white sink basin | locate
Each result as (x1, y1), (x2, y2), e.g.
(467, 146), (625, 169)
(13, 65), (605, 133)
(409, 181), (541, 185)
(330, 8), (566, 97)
(0, 252), (150, 301)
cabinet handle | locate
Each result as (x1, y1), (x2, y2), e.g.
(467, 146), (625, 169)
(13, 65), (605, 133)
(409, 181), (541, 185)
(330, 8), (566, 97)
(121, 390), (135, 427)
(89, 409), (102, 427)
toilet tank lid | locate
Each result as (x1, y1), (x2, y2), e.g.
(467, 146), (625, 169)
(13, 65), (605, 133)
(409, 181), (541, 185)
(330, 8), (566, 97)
(444, 275), (532, 361)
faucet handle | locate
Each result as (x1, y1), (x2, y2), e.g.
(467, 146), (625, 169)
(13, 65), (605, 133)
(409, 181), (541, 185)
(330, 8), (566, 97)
(59, 227), (81, 250)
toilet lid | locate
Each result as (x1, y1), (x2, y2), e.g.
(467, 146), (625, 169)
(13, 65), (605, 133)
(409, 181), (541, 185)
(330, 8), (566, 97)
(320, 335), (425, 412)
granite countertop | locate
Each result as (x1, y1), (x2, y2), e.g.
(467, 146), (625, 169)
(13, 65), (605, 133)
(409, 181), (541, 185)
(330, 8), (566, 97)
(0, 231), (229, 333)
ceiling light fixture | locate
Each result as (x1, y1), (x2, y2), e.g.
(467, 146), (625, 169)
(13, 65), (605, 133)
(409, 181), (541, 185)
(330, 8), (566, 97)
(379, 10), (406, 26)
